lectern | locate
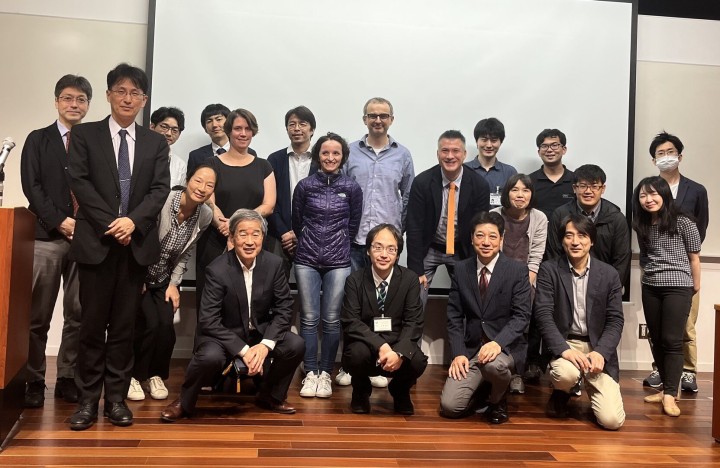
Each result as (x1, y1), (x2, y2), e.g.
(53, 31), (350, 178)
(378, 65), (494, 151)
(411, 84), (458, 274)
(0, 207), (34, 447)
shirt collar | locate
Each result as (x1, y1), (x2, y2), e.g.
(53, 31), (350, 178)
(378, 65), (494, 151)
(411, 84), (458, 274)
(442, 166), (463, 187)
(56, 120), (70, 137)
(477, 252), (500, 274)
(212, 141), (230, 153)
(287, 146), (311, 158)
(568, 256), (591, 277)
(372, 266), (393, 289)
(578, 199), (602, 219)
(360, 134), (397, 151)
(236, 255), (257, 273)
(109, 115), (136, 140)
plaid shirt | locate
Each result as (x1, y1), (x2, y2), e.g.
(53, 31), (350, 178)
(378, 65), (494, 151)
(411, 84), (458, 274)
(640, 216), (701, 288)
(146, 191), (201, 285)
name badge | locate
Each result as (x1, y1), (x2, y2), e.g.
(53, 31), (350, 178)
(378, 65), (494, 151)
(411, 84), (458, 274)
(489, 186), (501, 207)
(373, 316), (392, 332)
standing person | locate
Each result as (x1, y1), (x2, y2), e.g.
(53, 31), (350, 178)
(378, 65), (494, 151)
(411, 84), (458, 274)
(20, 74), (92, 408)
(529, 129), (575, 218)
(149, 106), (187, 188)
(128, 165), (216, 401)
(195, 109), (275, 309)
(466, 117), (517, 208)
(642, 132), (709, 393)
(293, 133), (362, 398)
(633, 176), (701, 417)
(266, 106), (319, 278)
(491, 174), (548, 394)
(67, 63), (170, 430)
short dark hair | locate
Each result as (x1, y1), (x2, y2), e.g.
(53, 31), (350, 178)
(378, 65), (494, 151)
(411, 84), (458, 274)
(363, 97), (394, 115)
(200, 104), (230, 128)
(438, 130), (465, 145)
(185, 163), (217, 184)
(311, 132), (350, 167)
(470, 211), (505, 237)
(365, 224), (404, 256)
(557, 213), (597, 244)
(573, 164), (606, 185)
(500, 173), (535, 210)
(223, 108), (259, 136)
(150, 106), (185, 132)
(649, 131), (684, 158)
(107, 63), (148, 94)
(285, 106), (316, 130)
(632, 176), (680, 244)
(536, 128), (567, 147)
(473, 117), (505, 142)
(54, 74), (92, 100)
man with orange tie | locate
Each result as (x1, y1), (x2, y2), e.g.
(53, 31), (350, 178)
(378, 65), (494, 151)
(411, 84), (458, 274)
(406, 130), (490, 306)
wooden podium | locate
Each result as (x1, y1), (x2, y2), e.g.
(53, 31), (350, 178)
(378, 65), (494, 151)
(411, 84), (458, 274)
(0, 207), (35, 447)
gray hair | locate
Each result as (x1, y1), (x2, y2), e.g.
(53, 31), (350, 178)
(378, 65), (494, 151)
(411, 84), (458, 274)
(228, 209), (267, 236)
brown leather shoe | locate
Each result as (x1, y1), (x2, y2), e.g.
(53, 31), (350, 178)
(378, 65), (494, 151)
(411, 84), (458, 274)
(255, 395), (296, 414)
(161, 398), (187, 422)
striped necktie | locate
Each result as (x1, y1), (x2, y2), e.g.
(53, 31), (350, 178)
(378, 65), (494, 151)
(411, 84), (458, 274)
(377, 280), (388, 312)
(118, 129), (131, 216)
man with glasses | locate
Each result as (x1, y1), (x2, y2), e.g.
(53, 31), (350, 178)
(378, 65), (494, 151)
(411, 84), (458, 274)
(150, 106), (186, 187)
(529, 129), (575, 218)
(20, 74), (92, 409)
(266, 106), (319, 279)
(341, 224), (427, 414)
(67, 63), (170, 430)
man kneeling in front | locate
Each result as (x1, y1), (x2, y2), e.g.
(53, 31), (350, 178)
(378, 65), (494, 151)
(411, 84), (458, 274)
(161, 209), (304, 421)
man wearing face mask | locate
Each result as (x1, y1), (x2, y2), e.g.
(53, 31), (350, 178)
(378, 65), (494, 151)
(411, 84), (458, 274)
(641, 132), (708, 393)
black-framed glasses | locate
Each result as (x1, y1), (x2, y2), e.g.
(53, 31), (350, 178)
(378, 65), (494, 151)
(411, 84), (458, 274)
(539, 142), (564, 151)
(574, 183), (604, 192)
(110, 89), (146, 100)
(58, 95), (89, 105)
(371, 243), (398, 255)
(365, 113), (392, 121)
(157, 123), (180, 136)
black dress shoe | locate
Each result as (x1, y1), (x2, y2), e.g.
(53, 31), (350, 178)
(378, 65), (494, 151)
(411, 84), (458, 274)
(350, 393), (371, 414)
(389, 386), (414, 415)
(104, 400), (134, 426)
(255, 395), (296, 414)
(546, 390), (571, 418)
(485, 399), (509, 424)
(54, 377), (79, 403)
(70, 402), (98, 431)
(24, 381), (46, 408)
(161, 398), (187, 423)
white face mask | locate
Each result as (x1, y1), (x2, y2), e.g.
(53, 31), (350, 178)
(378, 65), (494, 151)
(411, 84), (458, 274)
(655, 155), (679, 173)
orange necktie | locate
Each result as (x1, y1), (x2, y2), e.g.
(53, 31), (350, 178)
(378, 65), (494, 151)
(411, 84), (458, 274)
(66, 131), (79, 216)
(446, 181), (456, 255)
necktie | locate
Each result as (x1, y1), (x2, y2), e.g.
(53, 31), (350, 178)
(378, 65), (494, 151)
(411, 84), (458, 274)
(118, 129), (131, 217)
(377, 280), (388, 312)
(446, 182), (456, 255)
(478, 267), (489, 298)
(216, 147), (226, 155)
(65, 131), (79, 216)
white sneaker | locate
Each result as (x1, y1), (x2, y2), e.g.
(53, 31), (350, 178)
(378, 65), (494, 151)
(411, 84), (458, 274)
(300, 371), (319, 397)
(148, 376), (169, 400)
(316, 371), (333, 398)
(370, 375), (389, 388)
(335, 368), (352, 386)
(127, 377), (145, 401)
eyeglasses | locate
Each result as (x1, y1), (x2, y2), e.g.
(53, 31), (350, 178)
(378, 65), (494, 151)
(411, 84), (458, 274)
(235, 231), (262, 241)
(110, 89), (146, 100)
(365, 113), (392, 121)
(157, 122), (180, 136)
(655, 150), (678, 157)
(58, 95), (89, 105)
(371, 243), (398, 255)
(574, 183), (604, 192)
(287, 121), (310, 130)
(539, 142), (564, 151)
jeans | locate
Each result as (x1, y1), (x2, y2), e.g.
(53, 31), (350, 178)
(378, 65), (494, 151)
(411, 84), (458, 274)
(295, 264), (351, 374)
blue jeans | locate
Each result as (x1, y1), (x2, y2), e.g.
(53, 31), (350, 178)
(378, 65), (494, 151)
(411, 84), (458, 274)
(295, 264), (351, 374)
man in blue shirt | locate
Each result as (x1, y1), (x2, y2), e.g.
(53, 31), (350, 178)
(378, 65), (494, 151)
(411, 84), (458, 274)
(465, 118), (517, 208)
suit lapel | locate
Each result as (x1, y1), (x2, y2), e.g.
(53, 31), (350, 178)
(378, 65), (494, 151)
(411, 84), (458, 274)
(363, 268), (380, 317)
(45, 124), (69, 179)
(229, 254), (250, 329)
(130, 125), (148, 193)
(251, 252), (268, 324)
(465, 257), (484, 315)
(383, 267), (402, 313)
(481, 254), (506, 314)
(675, 176), (689, 208)
(557, 257), (574, 310)
(97, 118), (121, 192)
(431, 167), (443, 224)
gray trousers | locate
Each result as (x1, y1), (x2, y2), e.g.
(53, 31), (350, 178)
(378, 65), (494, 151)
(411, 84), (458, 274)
(420, 246), (458, 306)
(27, 238), (81, 382)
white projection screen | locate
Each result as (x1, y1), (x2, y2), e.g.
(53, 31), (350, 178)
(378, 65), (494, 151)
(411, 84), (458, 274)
(148, 0), (637, 289)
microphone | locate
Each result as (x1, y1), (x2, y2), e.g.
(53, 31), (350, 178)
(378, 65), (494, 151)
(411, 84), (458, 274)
(0, 137), (16, 171)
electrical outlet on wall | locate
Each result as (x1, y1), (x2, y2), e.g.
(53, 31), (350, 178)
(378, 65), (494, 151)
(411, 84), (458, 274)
(639, 324), (650, 339)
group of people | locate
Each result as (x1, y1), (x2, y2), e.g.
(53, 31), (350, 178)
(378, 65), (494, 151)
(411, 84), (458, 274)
(19, 62), (707, 433)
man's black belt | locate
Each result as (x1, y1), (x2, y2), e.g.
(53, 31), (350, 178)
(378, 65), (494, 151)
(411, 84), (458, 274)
(567, 334), (590, 342)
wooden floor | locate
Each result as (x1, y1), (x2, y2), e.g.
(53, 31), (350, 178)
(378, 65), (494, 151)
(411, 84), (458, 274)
(3, 358), (720, 467)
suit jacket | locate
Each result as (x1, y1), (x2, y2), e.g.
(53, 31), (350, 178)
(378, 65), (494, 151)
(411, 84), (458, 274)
(447, 253), (531, 372)
(406, 164), (490, 275)
(68, 116), (170, 265)
(20, 122), (75, 240)
(676, 175), (709, 243)
(266, 147), (318, 240)
(533, 256), (624, 381)
(341, 265), (424, 359)
(196, 250), (294, 357)
(186, 143), (257, 177)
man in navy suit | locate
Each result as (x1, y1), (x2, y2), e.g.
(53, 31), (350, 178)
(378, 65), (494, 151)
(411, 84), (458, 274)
(643, 131), (709, 393)
(68, 63), (170, 430)
(20, 74), (93, 408)
(266, 106), (318, 278)
(439, 211), (531, 424)
(186, 103), (257, 176)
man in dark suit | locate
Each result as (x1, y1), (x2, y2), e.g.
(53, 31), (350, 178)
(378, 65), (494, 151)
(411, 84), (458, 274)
(266, 105), (319, 278)
(406, 130), (490, 306)
(439, 211), (531, 424)
(643, 131), (709, 393)
(20, 74), (92, 408)
(186, 103), (256, 176)
(341, 224), (427, 414)
(67, 63), (170, 430)
(161, 209), (305, 421)
(534, 214), (625, 430)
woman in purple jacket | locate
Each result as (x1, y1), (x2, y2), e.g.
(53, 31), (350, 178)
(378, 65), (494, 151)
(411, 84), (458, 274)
(292, 133), (363, 399)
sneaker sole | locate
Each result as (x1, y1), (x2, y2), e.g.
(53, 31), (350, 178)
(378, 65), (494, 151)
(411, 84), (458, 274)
(315, 392), (332, 398)
(127, 394), (146, 401)
(642, 381), (663, 389)
(681, 386), (699, 393)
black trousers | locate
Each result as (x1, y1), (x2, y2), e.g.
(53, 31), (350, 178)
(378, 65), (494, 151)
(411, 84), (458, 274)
(132, 284), (176, 381)
(76, 243), (145, 404)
